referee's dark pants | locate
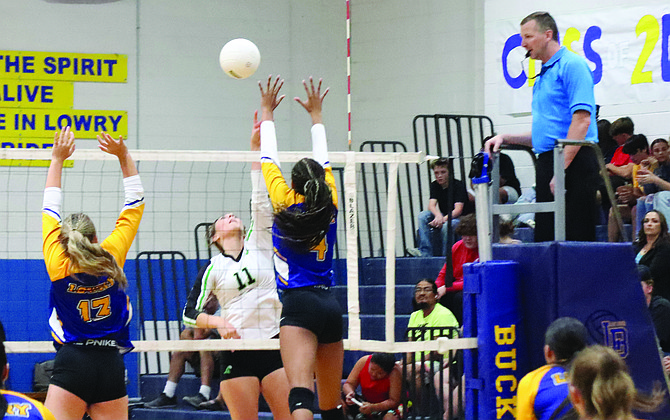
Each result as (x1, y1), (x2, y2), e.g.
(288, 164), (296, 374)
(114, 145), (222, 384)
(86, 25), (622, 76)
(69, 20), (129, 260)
(535, 147), (600, 242)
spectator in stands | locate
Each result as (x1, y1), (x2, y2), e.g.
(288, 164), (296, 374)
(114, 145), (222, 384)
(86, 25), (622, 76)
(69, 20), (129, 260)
(638, 265), (670, 355)
(608, 134), (653, 242)
(482, 136), (522, 205)
(406, 279), (459, 419)
(568, 345), (663, 420)
(144, 265), (223, 409)
(637, 138), (670, 232)
(499, 220), (522, 244)
(1, 340), (56, 419)
(342, 353), (401, 420)
(409, 158), (471, 257)
(435, 214), (479, 324)
(605, 117), (635, 189)
(597, 119), (617, 164)
(517, 317), (588, 420)
(634, 210), (670, 302)
(596, 119), (617, 214)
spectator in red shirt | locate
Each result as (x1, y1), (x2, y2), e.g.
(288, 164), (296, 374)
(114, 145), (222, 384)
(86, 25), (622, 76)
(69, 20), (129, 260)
(435, 214), (478, 323)
(606, 117), (635, 185)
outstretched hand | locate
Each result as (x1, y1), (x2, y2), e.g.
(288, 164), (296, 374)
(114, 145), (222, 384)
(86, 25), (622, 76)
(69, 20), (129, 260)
(52, 126), (75, 162)
(97, 132), (128, 158)
(259, 75), (285, 121)
(294, 77), (328, 124)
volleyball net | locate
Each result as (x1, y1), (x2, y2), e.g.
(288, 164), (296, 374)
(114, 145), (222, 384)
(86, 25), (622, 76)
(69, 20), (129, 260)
(0, 147), (477, 359)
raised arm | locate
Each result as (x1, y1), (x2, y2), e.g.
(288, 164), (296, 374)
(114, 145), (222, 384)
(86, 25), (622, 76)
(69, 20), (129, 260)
(98, 132), (144, 266)
(296, 77), (339, 207)
(45, 126), (75, 189)
(43, 127), (75, 279)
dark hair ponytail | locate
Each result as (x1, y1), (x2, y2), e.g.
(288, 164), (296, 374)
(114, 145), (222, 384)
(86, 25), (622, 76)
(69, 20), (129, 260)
(274, 158), (335, 253)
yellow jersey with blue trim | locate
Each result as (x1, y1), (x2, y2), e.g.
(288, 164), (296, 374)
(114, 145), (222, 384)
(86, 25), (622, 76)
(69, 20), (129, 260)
(516, 364), (571, 420)
(260, 120), (338, 290)
(42, 175), (144, 351)
(1, 390), (56, 420)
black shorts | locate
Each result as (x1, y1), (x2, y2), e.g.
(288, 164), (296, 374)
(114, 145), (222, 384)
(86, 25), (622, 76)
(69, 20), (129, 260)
(220, 349), (283, 381)
(50, 344), (126, 404)
(280, 286), (343, 344)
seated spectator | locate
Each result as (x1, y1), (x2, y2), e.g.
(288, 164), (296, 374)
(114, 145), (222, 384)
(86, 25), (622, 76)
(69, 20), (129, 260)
(608, 134), (653, 242)
(638, 265), (670, 355)
(435, 214), (479, 323)
(342, 353), (401, 420)
(483, 136), (522, 205)
(517, 317), (588, 420)
(634, 210), (670, 302)
(597, 119), (617, 164)
(605, 117), (635, 189)
(145, 265), (223, 409)
(405, 279), (459, 419)
(568, 345), (663, 420)
(409, 158), (472, 257)
(1, 340), (56, 419)
(499, 220), (522, 244)
(636, 138), (670, 233)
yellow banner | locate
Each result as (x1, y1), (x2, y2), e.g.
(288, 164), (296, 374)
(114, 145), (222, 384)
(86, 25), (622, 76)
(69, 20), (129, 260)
(0, 79), (73, 109)
(0, 109), (127, 138)
(0, 51), (127, 83)
(0, 138), (73, 167)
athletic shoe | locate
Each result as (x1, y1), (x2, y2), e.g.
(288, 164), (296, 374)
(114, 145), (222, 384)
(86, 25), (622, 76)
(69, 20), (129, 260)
(182, 393), (208, 408)
(198, 398), (226, 411)
(145, 393), (177, 408)
(407, 247), (423, 257)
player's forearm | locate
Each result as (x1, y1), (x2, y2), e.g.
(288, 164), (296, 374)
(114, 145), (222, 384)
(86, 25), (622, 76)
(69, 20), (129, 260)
(118, 151), (139, 178)
(195, 313), (227, 330)
(45, 159), (65, 189)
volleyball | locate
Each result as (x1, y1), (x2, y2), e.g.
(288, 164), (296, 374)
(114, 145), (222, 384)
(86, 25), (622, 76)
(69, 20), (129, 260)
(218, 38), (261, 79)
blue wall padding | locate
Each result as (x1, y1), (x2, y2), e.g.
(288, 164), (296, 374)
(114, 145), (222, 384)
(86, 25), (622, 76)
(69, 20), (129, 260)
(463, 261), (525, 420)
(481, 242), (670, 420)
(492, 243), (559, 370)
(555, 243), (670, 419)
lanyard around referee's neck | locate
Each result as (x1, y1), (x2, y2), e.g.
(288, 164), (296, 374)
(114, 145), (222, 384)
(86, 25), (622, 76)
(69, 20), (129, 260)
(529, 59), (557, 80)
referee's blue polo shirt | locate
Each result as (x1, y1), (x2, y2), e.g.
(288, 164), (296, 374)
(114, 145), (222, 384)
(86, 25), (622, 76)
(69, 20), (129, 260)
(531, 46), (598, 153)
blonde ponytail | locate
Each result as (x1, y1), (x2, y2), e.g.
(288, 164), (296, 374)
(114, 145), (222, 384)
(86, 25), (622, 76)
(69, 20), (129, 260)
(570, 345), (664, 419)
(59, 213), (128, 289)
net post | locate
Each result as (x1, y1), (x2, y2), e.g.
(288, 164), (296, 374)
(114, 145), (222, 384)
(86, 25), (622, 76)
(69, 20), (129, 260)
(384, 160), (400, 342)
(344, 151), (361, 345)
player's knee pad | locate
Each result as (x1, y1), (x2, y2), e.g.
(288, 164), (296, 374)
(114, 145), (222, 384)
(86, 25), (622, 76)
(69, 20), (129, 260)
(288, 387), (314, 414)
(320, 407), (345, 420)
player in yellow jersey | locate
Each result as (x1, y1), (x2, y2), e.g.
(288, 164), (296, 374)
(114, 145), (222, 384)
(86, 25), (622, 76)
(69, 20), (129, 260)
(1, 340), (56, 420)
(42, 126), (144, 420)
(259, 76), (343, 420)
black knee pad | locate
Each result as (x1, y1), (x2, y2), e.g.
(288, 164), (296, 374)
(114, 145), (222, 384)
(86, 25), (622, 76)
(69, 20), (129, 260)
(288, 387), (314, 414)
(320, 407), (345, 420)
